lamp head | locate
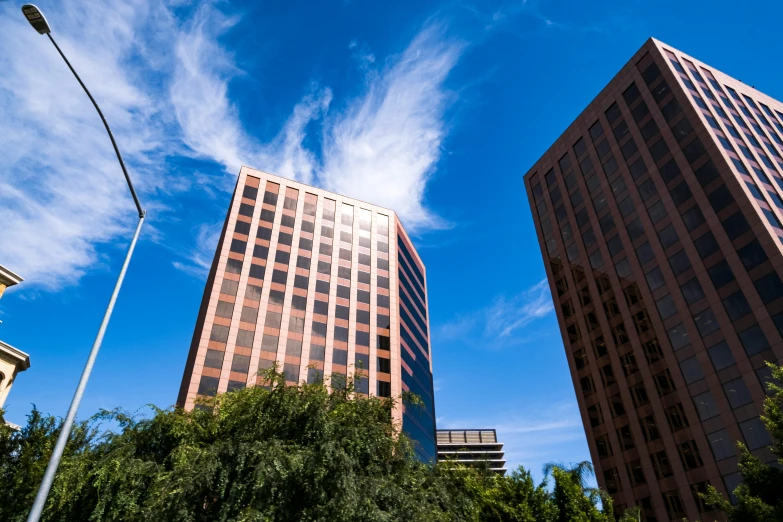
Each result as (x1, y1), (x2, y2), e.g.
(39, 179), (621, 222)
(22, 4), (51, 35)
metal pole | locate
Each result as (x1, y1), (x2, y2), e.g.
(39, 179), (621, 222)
(26, 215), (144, 522)
(46, 33), (144, 218)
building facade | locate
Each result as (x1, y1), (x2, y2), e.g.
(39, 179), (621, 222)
(436, 429), (506, 475)
(524, 38), (783, 521)
(177, 167), (436, 461)
(0, 265), (30, 410)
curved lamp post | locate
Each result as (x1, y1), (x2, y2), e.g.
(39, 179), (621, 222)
(20, 5), (146, 521)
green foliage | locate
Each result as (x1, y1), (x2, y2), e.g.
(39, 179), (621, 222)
(701, 362), (783, 522)
(2, 369), (639, 521)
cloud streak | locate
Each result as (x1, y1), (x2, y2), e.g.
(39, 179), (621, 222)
(1, 1), (463, 289)
(319, 25), (463, 233)
(0, 0), (177, 290)
(436, 279), (555, 349)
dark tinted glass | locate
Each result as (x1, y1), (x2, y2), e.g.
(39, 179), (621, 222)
(707, 260), (735, 289)
(607, 235), (624, 256)
(737, 240), (768, 270)
(694, 161), (719, 188)
(693, 309), (720, 337)
(275, 250), (290, 265)
(681, 278), (705, 304)
(694, 232), (719, 259)
(708, 185), (734, 212)
(681, 206), (705, 231)
(658, 225), (679, 249)
(722, 291), (752, 321)
(680, 356), (705, 384)
(659, 159), (681, 183)
(670, 182), (693, 206)
(708, 341), (735, 371)
(738, 324), (770, 356)
(646, 267), (666, 291)
(668, 250), (692, 276)
(754, 272), (783, 304)
(722, 212), (750, 240)
(656, 295), (678, 319)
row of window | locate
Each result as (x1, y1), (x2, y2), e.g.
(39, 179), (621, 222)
(530, 54), (783, 514)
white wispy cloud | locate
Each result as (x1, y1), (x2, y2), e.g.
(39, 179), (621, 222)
(0, 0), (177, 290)
(1, 1), (463, 289)
(436, 279), (555, 348)
(320, 24), (463, 233)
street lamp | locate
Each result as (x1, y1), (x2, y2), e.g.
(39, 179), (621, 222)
(20, 5), (146, 522)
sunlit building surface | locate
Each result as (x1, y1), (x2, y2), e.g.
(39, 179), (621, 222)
(177, 167), (436, 461)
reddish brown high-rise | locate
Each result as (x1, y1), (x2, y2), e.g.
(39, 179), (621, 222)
(525, 38), (783, 521)
(178, 167), (436, 462)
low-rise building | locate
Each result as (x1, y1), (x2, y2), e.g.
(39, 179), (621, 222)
(0, 265), (30, 409)
(436, 429), (507, 475)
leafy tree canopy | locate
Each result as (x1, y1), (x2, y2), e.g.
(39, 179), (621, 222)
(2, 369), (640, 521)
(702, 363), (783, 522)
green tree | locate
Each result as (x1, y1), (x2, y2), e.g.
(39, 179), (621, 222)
(1, 368), (641, 521)
(702, 362), (783, 521)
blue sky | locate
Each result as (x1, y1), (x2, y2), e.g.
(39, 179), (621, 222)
(2, 0), (782, 480)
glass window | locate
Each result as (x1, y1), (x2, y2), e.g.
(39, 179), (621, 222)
(636, 242), (655, 265)
(599, 213), (615, 233)
(659, 158), (680, 183)
(693, 308), (720, 337)
(573, 137), (587, 157)
(668, 250), (691, 276)
(204, 349), (224, 369)
(722, 211), (751, 240)
(589, 121), (604, 141)
(708, 185), (735, 213)
(682, 137), (706, 164)
(681, 278), (705, 304)
(754, 271), (783, 304)
(707, 429), (736, 461)
(739, 417), (772, 450)
(649, 138), (669, 163)
(626, 218), (644, 240)
(738, 239), (768, 270)
(680, 356), (705, 384)
(707, 260), (735, 289)
(738, 324), (770, 356)
(658, 225), (679, 249)
(656, 295), (678, 319)
(670, 182), (693, 206)
(607, 235), (624, 256)
(723, 377), (753, 409)
(615, 258), (632, 278)
(681, 205), (705, 231)
(638, 179), (658, 201)
(677, 440), (704, 470)
(694, 232), (719, 259)
(667, 323), (689, 350)
(646, 267), (666, 291)
(648, 201), (667, 223)
(605, 103), (622, 123)
(707, 341), (735, 371)
(693, 391), (720, 420)
(722, 291), (752, 321)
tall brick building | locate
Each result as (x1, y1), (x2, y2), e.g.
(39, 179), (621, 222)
(177, 167), (436, 461)
(525, 38), (783, 521)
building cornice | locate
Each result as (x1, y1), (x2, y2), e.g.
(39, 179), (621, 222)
(0, 265), (23, 288)
(0, 340), (30, 371)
